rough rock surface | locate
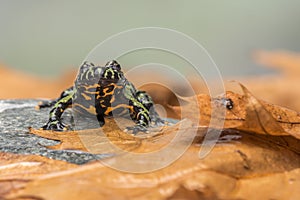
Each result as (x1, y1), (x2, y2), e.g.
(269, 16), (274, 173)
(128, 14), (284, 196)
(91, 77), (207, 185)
(0, 99), (109, 164)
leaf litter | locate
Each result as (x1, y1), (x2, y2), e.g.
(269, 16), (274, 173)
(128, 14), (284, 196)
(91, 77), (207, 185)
(1, 51), (300, 199)
(1, 83), (299, 200)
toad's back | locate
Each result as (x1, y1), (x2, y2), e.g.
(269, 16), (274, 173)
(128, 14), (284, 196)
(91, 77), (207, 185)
(72, 61), (133, 118)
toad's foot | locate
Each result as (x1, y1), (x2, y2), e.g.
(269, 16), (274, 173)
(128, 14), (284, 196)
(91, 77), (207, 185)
(36, 100), (56, 109)
(41, 120), (71, 131)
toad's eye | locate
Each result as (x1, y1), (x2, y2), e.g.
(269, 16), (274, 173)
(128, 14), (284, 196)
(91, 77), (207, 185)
(80, 61), (94, 73)
(105, 60), (121, 71)
(82, 61), (94, 68)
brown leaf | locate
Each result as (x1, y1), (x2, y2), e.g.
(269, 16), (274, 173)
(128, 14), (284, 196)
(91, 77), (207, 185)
(222, 50), (300, 112)
(238, 83), (295, 137)
(254, 50), (300, 78)
(0, 64), (76, 99)
(0, 152), (76, 197)
(5, 129), (300, 200)
(29, 118), (190, 155)
(29, 127), (89, 151)
(166, 83), (300, 140)
(4, 114), (300, 200)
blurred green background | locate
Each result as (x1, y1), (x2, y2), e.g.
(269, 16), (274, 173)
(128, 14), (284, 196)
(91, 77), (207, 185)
(0, 0), (299, 77)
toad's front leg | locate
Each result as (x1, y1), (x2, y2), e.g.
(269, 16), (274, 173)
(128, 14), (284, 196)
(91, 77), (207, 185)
(37, 87), (74, 109)
(126, 103), (150, 134)
(41, 92), (74, 131)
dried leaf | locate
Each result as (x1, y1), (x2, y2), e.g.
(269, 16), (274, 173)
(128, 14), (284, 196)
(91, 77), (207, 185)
(254, 50), (300, 77)
(167, 83), (300, 140)
(0, 152), (76, 197)
(0, 64), (76, 98)
(223, 50), (300, 112)
(29, 118), (190, 155)
(237, 83), (300, 139)
(4, 129), (300, 200)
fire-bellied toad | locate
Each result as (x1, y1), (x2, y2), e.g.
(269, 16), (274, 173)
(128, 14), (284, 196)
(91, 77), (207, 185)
(39, 60), (164, 134)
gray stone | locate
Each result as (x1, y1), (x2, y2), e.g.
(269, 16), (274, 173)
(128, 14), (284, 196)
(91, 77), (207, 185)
(0, 99), (111, 165)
